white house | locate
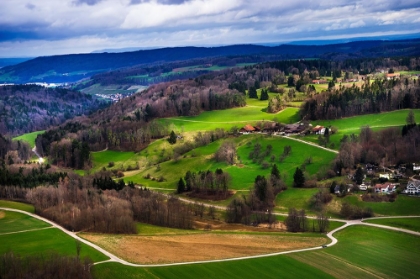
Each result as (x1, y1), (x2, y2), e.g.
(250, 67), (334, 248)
(374, 183), (396, 194)
(404, 180), (420, 195)
(359, 184), (368, 191)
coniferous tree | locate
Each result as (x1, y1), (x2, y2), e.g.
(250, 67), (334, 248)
(177, 177), (185, 194)
(293, 167), (305, 188)
(260, 89), (269, 100)
(248, 87), (258, 99)
(168, 130), (177, 144)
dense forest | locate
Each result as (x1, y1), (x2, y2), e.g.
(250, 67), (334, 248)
(0, 85), (108, 136)
(300, 78), (420, 120)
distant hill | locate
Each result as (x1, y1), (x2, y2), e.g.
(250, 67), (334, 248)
(0, 58), (33, 68)
(1, 39), (419, 84)
(0, 85), (108, 136)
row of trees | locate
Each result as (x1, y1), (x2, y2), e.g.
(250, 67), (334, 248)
(300, 78), (420, 120)
(225, 164), (286, 225)
(178, 169), (231, 196)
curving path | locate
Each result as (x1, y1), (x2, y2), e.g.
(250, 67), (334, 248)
(1, 207), (419, 268)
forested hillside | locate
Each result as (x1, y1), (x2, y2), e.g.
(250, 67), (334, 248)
(2, 39), (419, 83)
(0, 85), (108, 136)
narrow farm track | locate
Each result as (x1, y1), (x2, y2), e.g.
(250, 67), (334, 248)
(281, 135), (339, 154)
(1, 207), (419, 268)
(0, 226), (54, 236)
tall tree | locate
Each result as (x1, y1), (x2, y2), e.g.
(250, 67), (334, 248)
(293, 167), (305, 188)
(406, 110), (416, 125)
(260, 89), (269, 101)
(168, 130), (177, 144)
(354, 166), (364, 185)
(177, 178), (185, 194)
(248, 87), (258, 99)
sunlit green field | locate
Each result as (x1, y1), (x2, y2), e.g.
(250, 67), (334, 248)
(124, 135), (336, 194)
(289, 225), (420, 279)
(364, 217), (420, 232)
(0, 200), (35, 213)
(13, 130), (45, 148)
(162, 107), (300, 132)
(342, 195), (420, 216)
(0, 210), (108, 262)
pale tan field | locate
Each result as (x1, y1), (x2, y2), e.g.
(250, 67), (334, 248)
(81, 232), (326, 264)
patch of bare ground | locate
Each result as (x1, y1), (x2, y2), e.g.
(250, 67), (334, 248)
(81, 229), (326, 264)
(0, 211), (4, 219)
(193, 219), (287, 232)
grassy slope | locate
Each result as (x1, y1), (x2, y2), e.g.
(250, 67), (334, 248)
(13, 130), (45, 148)
(290, 226), (420, 279)
(0, 228), (108, 262)
(0, 211), (50, 234)
(0, 200), (35, 213)
(342, 195), (420, 216)
(162, 107), (300, 133)
(123, 135), (336, 194)
(364, 217), (420, 232)
(93, 254), (334, 279)
(303, 109), (420, 149)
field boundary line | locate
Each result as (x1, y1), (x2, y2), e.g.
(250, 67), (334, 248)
(0, 226), (54, 236)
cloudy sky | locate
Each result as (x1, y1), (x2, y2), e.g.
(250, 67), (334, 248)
(0, 0), (419, 57)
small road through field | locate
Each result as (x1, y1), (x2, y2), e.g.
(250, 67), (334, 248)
(281, 135), (339, 154)
(1, 207), (419, 268)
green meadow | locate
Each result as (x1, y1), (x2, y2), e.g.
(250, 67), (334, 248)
(289, 225), (420, 279)
(0, 211), (50, 234)
(0, 209), (108, 262)
(0, 228), (107, 262)
(300, 109), (420, 150)
(124, 135), (336, 194)
(162, 107), (300, 133)
(13, 130), (45, 148)
(341, 195), (420, 216)
(0, 200), (35, 213)
(364, 217), (420, 232)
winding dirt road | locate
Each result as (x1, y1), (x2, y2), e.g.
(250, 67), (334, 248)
(1, 207), (419, 267)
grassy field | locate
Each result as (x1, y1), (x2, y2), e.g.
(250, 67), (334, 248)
(300, 109), (420, 150)
(0, 207), (108, 262)
(0, 210), (50, 234)
(364, 217), (420, 232)
(124, 135), (336, 194)
(0, 200), (35, 213)
(93, 253), (335, 279)
(290, 225), (420, 279)
(162, 107), (300, 133)
(13, 130), (44, 148)
(341, 195), (420, 216)
(0, 228), (108, 262)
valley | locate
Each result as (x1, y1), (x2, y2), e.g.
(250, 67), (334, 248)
(1, 42), (420, 279)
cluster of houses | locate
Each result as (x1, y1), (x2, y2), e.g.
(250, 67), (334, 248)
(239, 123), (327, 136)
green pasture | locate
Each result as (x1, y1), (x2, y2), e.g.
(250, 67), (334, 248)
(342, 194), (420, 216)
(0, 228), (107, 262)
(126, 135), (336, 195)
(299, 109), (420, 150)
(312, 109), (420, 132)
(93, 253), (334, 279)
(0, 211), (50, 234)
(0, 200), (35, 213)
(162, 107), (300, 133)
(364, 217), (420, 232)
(92, 150), (137, 170)
(290, 225), (420, 279)
(13, 130), (45, 148)
(275, 188), (319, 213)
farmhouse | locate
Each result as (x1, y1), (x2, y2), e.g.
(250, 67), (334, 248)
(386, 73), (400, 80)
(359, 184), (368, 191)
(240, 124), (256, 134)
(284, 123), (305, 134)
(312, 79), (327, 84)
(374, 182), (396, 194)
(312, 125), (325, 135)
(404, 180), (420, 195)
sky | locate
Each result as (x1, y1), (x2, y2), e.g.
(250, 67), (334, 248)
(0, 0), (419, 57)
